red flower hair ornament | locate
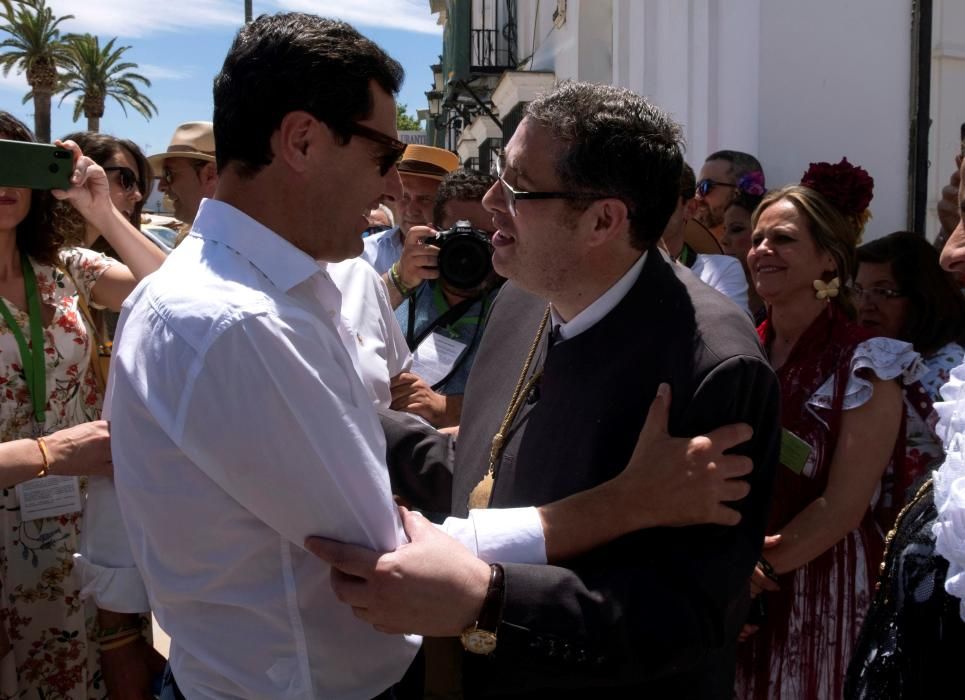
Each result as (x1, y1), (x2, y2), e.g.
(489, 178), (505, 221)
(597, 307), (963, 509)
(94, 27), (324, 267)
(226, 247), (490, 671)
(800, 157), (874, 237)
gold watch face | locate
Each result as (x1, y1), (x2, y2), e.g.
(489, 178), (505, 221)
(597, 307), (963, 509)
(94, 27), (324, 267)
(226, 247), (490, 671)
(460, 628), (497, 655)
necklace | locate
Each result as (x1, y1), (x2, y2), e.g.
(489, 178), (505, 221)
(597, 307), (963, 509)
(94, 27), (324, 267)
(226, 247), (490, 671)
(467, 306), (550, 510)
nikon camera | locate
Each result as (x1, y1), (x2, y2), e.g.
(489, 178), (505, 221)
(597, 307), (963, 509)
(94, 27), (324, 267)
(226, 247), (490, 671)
(427, 219), (494, 290)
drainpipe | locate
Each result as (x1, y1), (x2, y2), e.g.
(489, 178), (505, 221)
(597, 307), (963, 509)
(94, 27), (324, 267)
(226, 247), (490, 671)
(908, 0), (932, 235)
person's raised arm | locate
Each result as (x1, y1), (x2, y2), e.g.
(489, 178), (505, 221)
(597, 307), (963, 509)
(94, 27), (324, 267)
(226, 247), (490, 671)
(52, 139), (166, 311)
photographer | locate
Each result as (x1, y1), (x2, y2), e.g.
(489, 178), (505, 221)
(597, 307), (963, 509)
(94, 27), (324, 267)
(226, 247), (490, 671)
(388, 169), (501, 427)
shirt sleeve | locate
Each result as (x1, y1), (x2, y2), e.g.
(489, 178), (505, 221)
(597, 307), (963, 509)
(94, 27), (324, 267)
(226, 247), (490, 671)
(439, 507), (546, 564)
(74, 476), (150, 612)
(59, 246), (117, 309)
(376, 272), (413, 376)
(173, 311), (406, 553)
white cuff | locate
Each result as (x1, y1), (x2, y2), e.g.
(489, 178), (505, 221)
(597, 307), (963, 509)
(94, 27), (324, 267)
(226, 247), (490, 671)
(440, 507), (546, 565)
(72, 554), (150, 613)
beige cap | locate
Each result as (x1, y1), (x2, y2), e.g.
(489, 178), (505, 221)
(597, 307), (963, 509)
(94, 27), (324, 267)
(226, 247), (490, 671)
(397, 144), (459, 181)
(147, 121), (216, 175)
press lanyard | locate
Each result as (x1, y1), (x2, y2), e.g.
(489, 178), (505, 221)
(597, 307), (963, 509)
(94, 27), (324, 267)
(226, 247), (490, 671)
(0, 254), (46, 424)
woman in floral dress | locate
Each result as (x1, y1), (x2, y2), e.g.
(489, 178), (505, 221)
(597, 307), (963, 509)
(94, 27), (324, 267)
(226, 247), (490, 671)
(0, 113), (165, 698)
(735, 165), (924, 699)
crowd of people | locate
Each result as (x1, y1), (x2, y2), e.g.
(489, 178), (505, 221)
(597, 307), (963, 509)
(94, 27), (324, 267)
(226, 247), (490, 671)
(2, 9), (965, 700)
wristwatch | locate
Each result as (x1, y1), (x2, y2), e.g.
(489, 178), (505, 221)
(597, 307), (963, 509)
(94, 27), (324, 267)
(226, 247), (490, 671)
(460, 563), (504, 655)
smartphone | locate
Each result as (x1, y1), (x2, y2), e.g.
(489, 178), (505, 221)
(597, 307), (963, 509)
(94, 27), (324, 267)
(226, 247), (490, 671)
(0, 139), (73, 190)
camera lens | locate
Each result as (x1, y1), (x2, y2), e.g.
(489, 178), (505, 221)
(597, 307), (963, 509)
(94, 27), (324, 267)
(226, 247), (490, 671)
(438, 234), (492, 289)
(48, 164), (59, 173)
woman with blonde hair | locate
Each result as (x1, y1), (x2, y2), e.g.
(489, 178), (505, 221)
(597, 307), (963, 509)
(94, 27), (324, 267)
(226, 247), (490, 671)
(736, 160), (924, 699)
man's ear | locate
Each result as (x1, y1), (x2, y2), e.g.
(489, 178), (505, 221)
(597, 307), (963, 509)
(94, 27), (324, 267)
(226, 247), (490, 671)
(585, 197), (631, 247)
(271, 111), (323, 174)
(199, 162), (219, 196)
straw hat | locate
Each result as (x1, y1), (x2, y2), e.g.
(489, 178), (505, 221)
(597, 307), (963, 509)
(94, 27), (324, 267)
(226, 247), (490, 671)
(147, 122), (216, 176)
(684, 218), (724, 255)
(396, 144), (459, 181)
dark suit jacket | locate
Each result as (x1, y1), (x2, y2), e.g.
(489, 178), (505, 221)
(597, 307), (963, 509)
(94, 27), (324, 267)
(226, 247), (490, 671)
(383, 251), (780, 698)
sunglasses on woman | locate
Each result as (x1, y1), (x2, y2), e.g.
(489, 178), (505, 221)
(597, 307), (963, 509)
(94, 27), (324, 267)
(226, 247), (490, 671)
(104, 166), (140, 193)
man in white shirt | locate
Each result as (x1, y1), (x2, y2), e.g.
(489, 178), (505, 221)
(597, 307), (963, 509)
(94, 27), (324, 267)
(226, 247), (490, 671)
(109, 15), (429, 699)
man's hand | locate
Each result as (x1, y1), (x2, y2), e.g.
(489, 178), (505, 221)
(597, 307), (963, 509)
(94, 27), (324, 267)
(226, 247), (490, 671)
(937, 155), (963, 244)
(305, 507), (491, 637)
(540, 384), (754, 562)
(390, 372), (455, 427)
(397, 225), (440, 289)
(611, 383), (753, 529)
(45, 420), (112, 477)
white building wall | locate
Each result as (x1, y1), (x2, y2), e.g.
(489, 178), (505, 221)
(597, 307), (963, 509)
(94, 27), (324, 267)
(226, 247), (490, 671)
(508, 0), (965, 241)
(758, 0), (911, 241)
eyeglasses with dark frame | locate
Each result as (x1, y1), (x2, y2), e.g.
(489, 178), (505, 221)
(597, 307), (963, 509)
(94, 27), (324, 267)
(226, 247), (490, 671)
(696, 179), (737, 198)
(850, 283), (905, 302)
(158, 160), (206, 185)
(104, 166), (140, 193)
(495, 154), (612, 217)
(345, 123), (407, 176)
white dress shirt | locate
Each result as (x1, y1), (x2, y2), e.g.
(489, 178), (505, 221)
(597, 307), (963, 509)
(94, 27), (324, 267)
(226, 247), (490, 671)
(110, 200), (420, 699)
(360, 226), (404, 275)
(690, 253), (750, 314)
(327, 257), (411, 409)
(550, 251), (648, 339)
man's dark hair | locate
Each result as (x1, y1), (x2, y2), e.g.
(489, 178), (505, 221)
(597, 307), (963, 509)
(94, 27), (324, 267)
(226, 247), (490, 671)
(680, 162), (696, 202)
(705, 150), (762, 180)
(432, 169), (495, 225)
(857, 231), (965, 355)
(524, 81), (684, 249)
(213, 13), (404, 177)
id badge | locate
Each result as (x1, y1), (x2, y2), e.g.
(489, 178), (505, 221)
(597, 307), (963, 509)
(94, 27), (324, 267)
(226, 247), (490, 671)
(779, 428), (812, 475)
(16, 476), (82, 521)
(410, 332), (468, 387)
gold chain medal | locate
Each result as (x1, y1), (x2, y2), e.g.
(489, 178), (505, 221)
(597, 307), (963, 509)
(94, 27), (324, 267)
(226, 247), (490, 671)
(467, 307), (550, 510)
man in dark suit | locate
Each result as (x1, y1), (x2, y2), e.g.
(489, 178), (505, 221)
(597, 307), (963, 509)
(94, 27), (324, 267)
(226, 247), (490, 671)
(310, 81), (780, 698)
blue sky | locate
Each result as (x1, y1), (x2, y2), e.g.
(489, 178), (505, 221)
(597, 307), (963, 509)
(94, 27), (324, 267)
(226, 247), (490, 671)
(0, 0), (443, 157)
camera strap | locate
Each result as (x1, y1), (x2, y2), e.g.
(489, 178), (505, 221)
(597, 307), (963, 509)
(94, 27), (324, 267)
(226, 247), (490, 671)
(406, 288), (480, 351)
(0, 254), (47, 424)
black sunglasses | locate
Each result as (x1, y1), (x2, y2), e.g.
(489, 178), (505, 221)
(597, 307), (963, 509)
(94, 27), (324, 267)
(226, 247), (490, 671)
(104, 166), (140, 193)
(345, 123), (407, 176)
(696, 179), (737, 198)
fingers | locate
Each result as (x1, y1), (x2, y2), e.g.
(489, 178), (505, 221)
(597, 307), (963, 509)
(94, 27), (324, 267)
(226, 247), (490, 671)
(304, 537), (381, 578)
(762, 534), (782, 548)
(702, 422), (754, 453)
(398, 506), (431, 542)
(715, 453), (753, 479)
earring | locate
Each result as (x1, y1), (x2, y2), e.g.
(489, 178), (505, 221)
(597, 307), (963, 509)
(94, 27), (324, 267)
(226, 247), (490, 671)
(813, 277), (840, 301)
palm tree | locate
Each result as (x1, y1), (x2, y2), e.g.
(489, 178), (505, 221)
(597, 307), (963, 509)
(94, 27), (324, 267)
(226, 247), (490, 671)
(59, 33), (157, 132)
(0, 0), (73, 142)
